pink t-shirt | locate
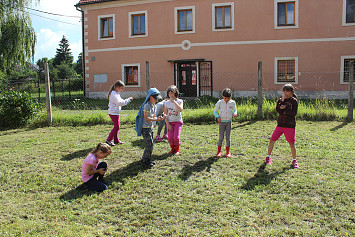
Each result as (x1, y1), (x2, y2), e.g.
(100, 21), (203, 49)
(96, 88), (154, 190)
(82, 153), (99, 183)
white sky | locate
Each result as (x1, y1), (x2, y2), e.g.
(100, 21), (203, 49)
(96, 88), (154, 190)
(30, 0), (82, 62)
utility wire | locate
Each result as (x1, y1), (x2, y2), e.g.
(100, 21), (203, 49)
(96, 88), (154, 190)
(29, 12), (81, 26)
(25, 6), (81, 18)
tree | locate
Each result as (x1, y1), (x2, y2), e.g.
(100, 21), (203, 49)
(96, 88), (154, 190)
(53, 35), (73, 67)
(0, 0), (38, 72)
(74, 52), (83, 76)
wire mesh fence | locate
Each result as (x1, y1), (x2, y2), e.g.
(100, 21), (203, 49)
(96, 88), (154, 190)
(0, 70), (353, 112)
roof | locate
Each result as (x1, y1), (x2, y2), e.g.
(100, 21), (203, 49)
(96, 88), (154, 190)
(76, 0), (117, 6)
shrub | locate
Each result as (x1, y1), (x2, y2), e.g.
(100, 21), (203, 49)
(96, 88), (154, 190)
(0, 90), (38, 128)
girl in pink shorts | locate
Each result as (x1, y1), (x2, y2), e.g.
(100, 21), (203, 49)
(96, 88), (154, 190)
(266, 84), (299, 168)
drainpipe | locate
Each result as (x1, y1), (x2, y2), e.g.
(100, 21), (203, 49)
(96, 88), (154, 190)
(76, 5), (86, 97)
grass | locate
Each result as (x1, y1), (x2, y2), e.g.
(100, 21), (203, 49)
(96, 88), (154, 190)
(0, 121), (354, 236)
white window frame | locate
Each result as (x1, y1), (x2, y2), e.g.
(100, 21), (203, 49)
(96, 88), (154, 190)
(98, 14), (115, 41)
(129, 10), (148, 38)
(174, 6), (196, 34)
(274, 57), (299, 84)
(342, 0), (355, 26)
(340, 56), (355, 84)
(212, 2), (235, 32)
(274, 0), (299, 30)
(121, 63), (141, 87)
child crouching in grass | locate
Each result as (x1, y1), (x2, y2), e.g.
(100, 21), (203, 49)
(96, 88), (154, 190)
(82, 143), (112, 192)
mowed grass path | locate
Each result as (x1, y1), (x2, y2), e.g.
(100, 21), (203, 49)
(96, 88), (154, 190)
(0, 121), (354, 236)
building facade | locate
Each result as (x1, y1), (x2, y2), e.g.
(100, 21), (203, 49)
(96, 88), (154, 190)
(76, 0), (355, 98)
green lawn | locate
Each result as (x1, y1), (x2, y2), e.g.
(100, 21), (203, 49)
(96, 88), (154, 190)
(0, 121), (354, 236)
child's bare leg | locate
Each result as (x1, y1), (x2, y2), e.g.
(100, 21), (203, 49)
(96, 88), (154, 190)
(289, 143), (296, 159)
(267, 140), (276, 156)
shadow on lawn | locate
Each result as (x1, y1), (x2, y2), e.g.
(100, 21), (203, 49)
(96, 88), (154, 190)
(241, 163), (291, 190)
(178, 156), (220, 180)
(232, 120), (257, 130)
(60, 184), (95, 201)
(61, 148), (93, 161)
(131, 138), (146, 149)
(330, 121), (350, 131)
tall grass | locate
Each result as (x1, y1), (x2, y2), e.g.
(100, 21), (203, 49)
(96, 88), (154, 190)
(26, 97), (351, 128)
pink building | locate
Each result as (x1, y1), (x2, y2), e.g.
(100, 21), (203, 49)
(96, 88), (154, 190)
(76, 0), (355, 99)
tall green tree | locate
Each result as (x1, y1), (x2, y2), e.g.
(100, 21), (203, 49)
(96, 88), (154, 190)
(74, 52), (83, 76)
(0, 0), (38, 72)
(53, 35), (73, 67)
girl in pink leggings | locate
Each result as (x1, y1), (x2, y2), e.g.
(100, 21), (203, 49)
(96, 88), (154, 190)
(266, 84), (299, 168)
(164, 85), (183, 155)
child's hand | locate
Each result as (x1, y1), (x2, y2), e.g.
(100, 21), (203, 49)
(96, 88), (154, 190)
(162, 114), (167, 119)
(280, 105), (286, 109)
(281, 96), (286, 102)
(98, 168), (106, 175)
(169, 96), (175, 102)
(128, 97), (133, 102)
(217, 117), (221, 123)
(233, 113), (238, 118)
(167, 124), (172, 131)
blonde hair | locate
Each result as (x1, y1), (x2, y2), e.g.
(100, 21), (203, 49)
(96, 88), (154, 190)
(91, 143), (112, 156)
(108, 80), (125, 99)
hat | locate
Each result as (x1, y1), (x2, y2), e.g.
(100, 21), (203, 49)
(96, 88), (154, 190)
(152, 93), (162, 99)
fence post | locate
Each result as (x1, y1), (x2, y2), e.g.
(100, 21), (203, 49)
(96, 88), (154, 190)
(146, 61), (150, 90)
(45, 63), (52, 125)
(347, 61), (354, 122)
(258, 61), (263, 118)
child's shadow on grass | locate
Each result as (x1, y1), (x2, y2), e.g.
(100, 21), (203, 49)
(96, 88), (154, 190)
(61, 148), (93, 161)
(178, 156), (220, 181)
(60, 184), (95, 201)
(131, 139), (146, 149)
(232, 120), (257, 130)
(241, 163), (291, 191)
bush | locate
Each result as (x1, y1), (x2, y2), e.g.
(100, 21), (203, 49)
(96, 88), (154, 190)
(0, 90), (38, 128)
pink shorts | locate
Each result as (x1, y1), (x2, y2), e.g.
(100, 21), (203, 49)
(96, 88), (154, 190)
(270, 126), (295, 144)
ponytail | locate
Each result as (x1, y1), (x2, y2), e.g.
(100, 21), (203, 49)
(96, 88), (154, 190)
(91, 142), (112, 156)
(108, 80), (125, 99)
(292, 93), (298, 99)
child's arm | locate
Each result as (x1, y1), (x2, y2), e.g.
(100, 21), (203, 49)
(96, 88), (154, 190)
(213, 101), (221, 122)
(112, 93), (132, 107)
(171, 98), (183, 112)
(144, 111), (165, 122)
(164, 105), (171, 131)
(85, 164), (105, 176)
(233, 102), (237, 117)
(284, 99), (298, 116)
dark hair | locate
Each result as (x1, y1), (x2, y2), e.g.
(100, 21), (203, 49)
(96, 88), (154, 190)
(222, 88), (232, 98)
(108, 80), (125, 99)
(283, 84), (298, 99)
(167, 85), (179, 98)
(91, 143), (112, 155)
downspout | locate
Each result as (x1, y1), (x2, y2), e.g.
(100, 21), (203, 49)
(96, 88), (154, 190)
(76, 5), (86, 97)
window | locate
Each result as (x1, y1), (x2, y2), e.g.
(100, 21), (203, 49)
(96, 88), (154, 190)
(122, 64), (141, 87)
(274, 57), (298, 84)
(274, 0), (298, 29)
(212, 3), (234, 31)
(341, 56), (355, 83)
(343, 0), (355, 26)
(129, 11), (148, 38)
(98, 15), (115, 40)
(175, 6), (195, 34)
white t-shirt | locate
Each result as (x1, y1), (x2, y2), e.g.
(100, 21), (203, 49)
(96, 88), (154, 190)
(164, 99), (183, 123)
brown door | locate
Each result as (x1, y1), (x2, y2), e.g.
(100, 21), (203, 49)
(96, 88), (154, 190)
(177, 62), (197, 97)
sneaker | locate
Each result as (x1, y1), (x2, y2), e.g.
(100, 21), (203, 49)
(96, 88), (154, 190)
(265, 156), (272, 165)
(100, 179), (112, 186)
(105, 141), (116, 146)
(155, 135), (163, 142)
(117, 141), (125, 144)
(292, 160), (299, 169)
(162, 134), (168, 140)
(141, 159), (155, 167)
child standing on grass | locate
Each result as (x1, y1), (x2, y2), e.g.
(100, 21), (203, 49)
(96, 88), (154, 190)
(154, 99), (168, 142)
(106, 80), (133, 146)
(135, 88), (166, 167)
(266, 84), (299, 168)
(164, 85), (184, 155)
(82, 143), (112, 192)
(213, 88), (237, 158)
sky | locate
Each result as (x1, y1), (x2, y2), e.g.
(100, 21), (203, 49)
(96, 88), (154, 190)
(29, 0), (82, 63)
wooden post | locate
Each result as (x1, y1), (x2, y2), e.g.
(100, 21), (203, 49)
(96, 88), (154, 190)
(347, 61), (354, 122)
(146, 61), (150, 90)
(258, 61), (263, 118)
(45, 63), (52, 125)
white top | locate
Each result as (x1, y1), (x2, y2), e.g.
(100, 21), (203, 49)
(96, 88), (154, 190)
(214, 99), (237, 122)
(164, 99), (183, 123)
(108, 91), (131, 115)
